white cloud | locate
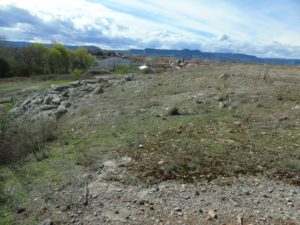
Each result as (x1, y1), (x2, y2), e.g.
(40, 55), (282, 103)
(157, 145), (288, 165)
(0, 0), (300, 58)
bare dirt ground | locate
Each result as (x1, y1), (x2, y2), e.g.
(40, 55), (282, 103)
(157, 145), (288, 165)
(1, 63), (300, 225)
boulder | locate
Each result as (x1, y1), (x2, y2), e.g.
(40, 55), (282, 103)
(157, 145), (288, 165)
(40, 105), (58, 111)
(51, 95), (62, 105)
(50, 84), (71, 92)
(44, 95), (53, 104)
(39, 219), (53, 225)
(92, 87), (104, 95)
(69, 81), (81, 87)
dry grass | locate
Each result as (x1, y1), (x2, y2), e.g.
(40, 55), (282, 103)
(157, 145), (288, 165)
(0, 110), (59, 165)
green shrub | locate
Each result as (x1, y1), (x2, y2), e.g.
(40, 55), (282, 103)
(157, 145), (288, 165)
(71, 68), (84, 78)
(115, 65), (134, 74)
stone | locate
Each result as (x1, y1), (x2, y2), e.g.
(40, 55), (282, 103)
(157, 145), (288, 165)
(93, 87), (104, 95)
(173, 207), (182, 212)
(51, 84), (71, 92)
(85, 79), (98, 84)
(51, 95), (62, 105)
(219, 101), (229, 108)
(61, 101), (72, 108)
(219, 73), (230, 79)
(40, 105), (58, 111)
(46, 90), (60, 95)
(39, 219), (53, 225)
(31, 98), (43, 105)
(69, 81), (81, 87)
(54, 106), (67, 118)
(44, 95), (53, 104)
(207, 209), (217, 220)
(293, 105), (300, 110)
(103, 208), (130, 222)
(0, 97), (13, 104)
(8, 107), (19, 114)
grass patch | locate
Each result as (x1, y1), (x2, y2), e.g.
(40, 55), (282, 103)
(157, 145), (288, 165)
(114, 65), (135, 74)
(43, 79), (72, 88)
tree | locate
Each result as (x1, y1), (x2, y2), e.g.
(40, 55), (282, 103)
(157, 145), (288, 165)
(46, 48), (63, 74)
(72, 48), (94, 70)
(0, 58), (10, 77)
(25, 44), (49, 74)
(52, 44), (70, 73)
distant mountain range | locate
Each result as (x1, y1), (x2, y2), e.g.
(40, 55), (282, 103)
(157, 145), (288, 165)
(121, 48), (300, 66)
(1, 41), (300, 65)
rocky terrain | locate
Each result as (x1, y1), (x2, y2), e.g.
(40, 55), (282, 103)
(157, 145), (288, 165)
(1, 63), (300, 225)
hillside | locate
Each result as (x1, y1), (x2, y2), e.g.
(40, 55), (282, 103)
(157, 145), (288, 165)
(0, 63), (300, 225)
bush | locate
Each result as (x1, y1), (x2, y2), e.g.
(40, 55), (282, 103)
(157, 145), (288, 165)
(0, 110), (59, 165)
(115, 65), (134, 74)
(71, 68), (84, 78)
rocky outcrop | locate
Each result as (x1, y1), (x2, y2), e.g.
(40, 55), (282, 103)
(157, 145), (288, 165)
(10, 76), (114, 120)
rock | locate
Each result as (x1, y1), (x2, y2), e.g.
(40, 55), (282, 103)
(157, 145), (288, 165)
(51, 84), (71, 92)
(219, 101), (229, 108)
(54, 106), (67, 118)
(69, 81), (81, 87)
(219, 73), (230, 79)
(237, 214), (244, 225)
(80, 85), (95, 93)
(207, 209), (217, 220)
(46, 90), (60, 95)
(103, 208), (130, 222)
(51, 95), (62, 105)
(279, 116), (288, 121)
(93, 87), (104, 95)
(39, 219), (53, 225)
(61, 101), (72, 108)
(8, 107), (19, 114)
(31, 97), (43, 105)
(173, 207), (182, 212)
(0, 97), (13, 104)
(44, 95), (53, 104)
(293, 105), (300, 110)
(40, 105), (58, 111)
(85, 79), (98, 84)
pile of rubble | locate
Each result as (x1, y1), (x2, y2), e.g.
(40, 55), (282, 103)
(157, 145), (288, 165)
(10, 76), (113, 121)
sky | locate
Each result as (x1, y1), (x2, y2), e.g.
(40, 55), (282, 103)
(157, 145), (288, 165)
(1, 0), (300, 58)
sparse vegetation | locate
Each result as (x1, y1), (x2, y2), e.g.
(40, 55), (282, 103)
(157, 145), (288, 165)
(1, 63), (300, 224)
(0, 110), (59, 165)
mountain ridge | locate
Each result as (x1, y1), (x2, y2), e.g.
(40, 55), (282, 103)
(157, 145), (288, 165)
(1, 41), (300, 65)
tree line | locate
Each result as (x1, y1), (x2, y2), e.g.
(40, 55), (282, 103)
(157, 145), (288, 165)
(0, 43), (95, 78)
